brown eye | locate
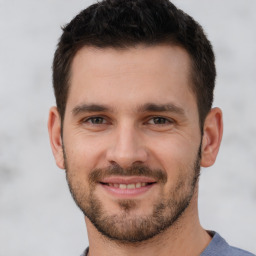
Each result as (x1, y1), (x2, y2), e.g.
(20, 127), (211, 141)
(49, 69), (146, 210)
(148, 117), (171, 125)
(86, 117), (106, 124)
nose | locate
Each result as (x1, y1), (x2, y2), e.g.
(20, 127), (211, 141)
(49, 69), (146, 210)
(106, 123), (148, 168)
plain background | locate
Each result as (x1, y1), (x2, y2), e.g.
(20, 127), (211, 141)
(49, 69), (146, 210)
(0, 0), (255, 255)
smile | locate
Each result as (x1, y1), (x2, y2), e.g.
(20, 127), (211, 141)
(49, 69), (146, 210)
(102, 182), (153, 189)
(99, 177), (157, 197)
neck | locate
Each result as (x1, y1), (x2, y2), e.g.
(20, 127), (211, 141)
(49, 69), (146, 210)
(85, 192), (211, 256)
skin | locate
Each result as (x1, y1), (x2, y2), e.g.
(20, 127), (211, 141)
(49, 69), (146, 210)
(48, 44), (223, 256)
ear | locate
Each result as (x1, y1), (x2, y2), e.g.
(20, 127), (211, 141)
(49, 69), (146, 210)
(48, 106), (65, 169)
(201, 107), (223, 167)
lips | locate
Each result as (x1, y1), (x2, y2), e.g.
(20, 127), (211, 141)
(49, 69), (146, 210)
(102, 182), (151, 189)
(99, 176), (157, 197)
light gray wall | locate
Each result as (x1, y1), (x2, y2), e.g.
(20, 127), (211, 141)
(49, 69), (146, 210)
(0, 0), (255, 255)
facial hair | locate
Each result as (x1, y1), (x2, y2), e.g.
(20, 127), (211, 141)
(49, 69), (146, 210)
(64, 146), (201, 243)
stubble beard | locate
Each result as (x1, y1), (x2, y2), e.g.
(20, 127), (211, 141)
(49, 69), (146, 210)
(64, 147), (201, 243)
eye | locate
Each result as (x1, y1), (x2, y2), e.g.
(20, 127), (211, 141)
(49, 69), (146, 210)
(84, 116), (106, 125)
(147, 117), (173, 125)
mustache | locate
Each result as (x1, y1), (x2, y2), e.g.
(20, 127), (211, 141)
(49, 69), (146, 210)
(89, 164), (167, 184)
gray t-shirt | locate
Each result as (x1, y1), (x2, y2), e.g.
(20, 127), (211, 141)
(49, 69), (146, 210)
(81, 232), (255, 256)
(201, 232), (255, 256)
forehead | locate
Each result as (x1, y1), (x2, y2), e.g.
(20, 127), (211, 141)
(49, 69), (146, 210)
(71, 44), (192, 80)
(67, 44), (196, 113)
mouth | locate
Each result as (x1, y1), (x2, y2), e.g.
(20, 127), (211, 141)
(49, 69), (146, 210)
(99, 177), (157, 197)
(100, 182), (155, 189)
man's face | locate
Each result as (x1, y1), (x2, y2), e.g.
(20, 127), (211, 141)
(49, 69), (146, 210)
(61, 45), (202, 242)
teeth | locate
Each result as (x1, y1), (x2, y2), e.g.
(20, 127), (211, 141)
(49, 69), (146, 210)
(127, 184), (135, 189)
(136, 183), (141, 188)
(119, 184), (127, 189)
(107, 182), (149, 189)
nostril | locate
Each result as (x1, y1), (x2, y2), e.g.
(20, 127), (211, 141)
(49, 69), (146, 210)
(106, 144), (148, 168)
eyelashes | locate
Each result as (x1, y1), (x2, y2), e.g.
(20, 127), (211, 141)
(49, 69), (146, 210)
(82, 116), (174, 125)
(79, 115), (176, 133)
(147, 116), (174, 125)
(84, 116), (107, 125)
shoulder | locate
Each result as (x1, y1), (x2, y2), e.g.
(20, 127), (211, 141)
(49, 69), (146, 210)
(201, 231), (255, 256)
(228, 246), (255, 256)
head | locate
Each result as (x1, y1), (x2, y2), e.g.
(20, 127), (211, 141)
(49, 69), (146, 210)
(49, 0), (222, 244)
(53, 0), (216, 131)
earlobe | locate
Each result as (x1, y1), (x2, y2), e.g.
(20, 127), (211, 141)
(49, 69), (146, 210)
(48, 106), (65, 169)
(201, 107), (223, 167)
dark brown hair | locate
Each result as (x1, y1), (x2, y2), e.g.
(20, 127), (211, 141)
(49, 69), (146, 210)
(53, 0), (216, 129)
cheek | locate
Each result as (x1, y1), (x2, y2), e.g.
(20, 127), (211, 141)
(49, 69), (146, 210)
(64, 134), (107, 172)
(153, 137), (194, 158)
(148, 136), (199, 176)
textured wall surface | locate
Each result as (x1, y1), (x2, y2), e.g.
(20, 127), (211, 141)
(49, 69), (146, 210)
(0, 0), (255, 255)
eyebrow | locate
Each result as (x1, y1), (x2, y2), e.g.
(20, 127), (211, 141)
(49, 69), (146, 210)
(138, 103), (185, 115)
(72, 104), (111, 116)
(72, 102), (185, 116)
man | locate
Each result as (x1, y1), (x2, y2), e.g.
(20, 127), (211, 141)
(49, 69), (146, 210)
(48, 0), (255, 255)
